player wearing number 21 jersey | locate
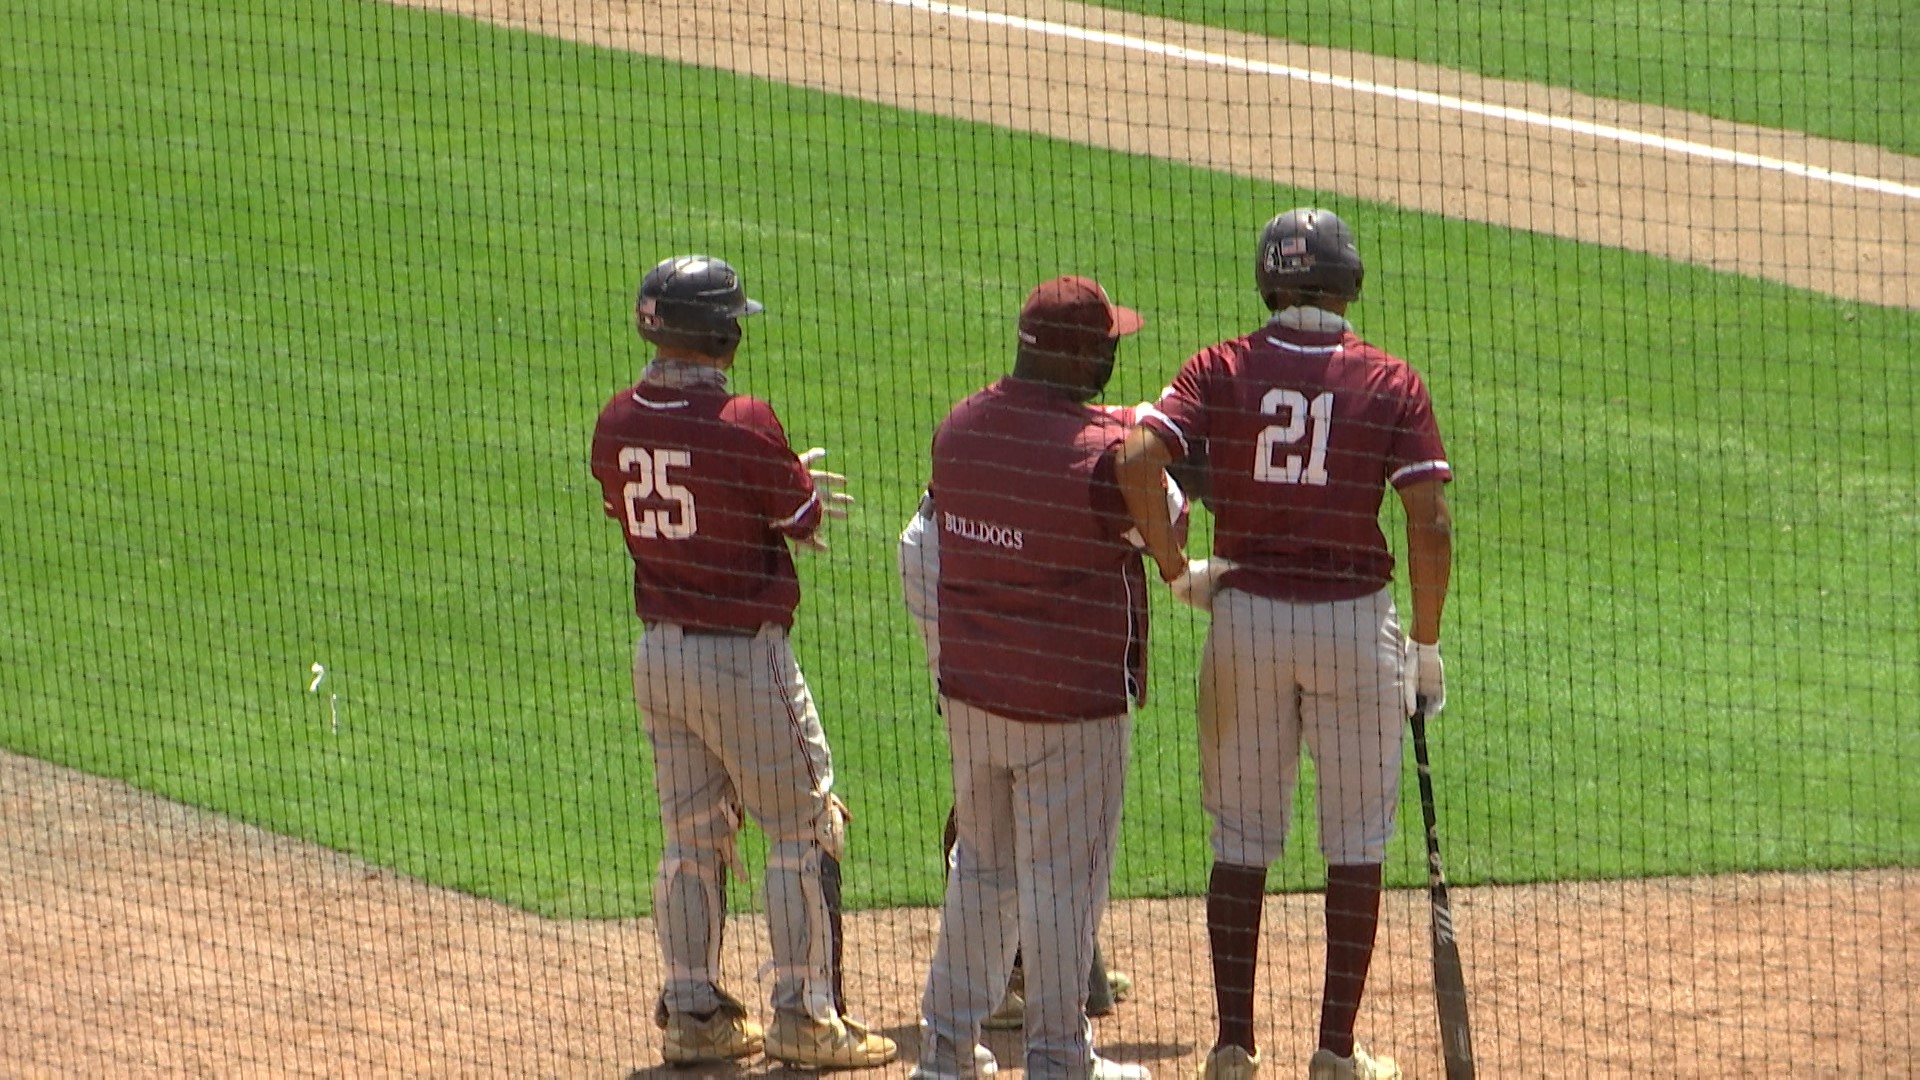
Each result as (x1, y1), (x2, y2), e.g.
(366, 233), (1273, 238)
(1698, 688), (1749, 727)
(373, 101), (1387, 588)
(1120, 209), (1453, 1080)
(1138, 314), (1448, 601)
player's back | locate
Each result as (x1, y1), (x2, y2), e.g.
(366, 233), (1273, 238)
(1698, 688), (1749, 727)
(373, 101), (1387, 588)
(1177, 322), (1442, 601)
(589, 382), (814, 630)
(930, 377), (1142, 722)
(932, 379), (1129, 578)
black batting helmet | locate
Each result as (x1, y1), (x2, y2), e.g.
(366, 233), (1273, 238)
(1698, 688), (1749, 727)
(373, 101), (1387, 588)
(636, 255), (764, 351)
(1255, 208), (1364, 308)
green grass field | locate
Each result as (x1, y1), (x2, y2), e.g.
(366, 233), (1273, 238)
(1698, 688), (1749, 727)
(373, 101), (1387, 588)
(1093, 0), (1920, 156)
(2, 0), (1915, 918)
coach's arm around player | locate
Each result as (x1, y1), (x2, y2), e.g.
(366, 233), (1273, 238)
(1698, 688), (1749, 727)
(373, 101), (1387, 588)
(1115, 430), (1234, 613)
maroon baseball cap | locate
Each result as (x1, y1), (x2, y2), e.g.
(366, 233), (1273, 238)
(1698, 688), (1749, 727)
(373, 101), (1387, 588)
(1017, 276), (1145, 355)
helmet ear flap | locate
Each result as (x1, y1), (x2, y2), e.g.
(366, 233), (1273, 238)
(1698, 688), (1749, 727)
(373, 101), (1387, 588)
(1351, 264), (1364, 299)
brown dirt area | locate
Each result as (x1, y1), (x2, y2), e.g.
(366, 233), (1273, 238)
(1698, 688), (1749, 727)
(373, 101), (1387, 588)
(7, 749), (1918, 1076)
(8, 2), (1918, 1076)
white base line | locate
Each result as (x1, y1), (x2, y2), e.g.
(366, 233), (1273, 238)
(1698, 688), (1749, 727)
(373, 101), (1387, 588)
(879, 0), (1920, 202)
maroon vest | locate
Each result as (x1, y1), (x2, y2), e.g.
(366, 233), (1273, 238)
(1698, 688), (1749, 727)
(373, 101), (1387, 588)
(931, 378), (1150, 723)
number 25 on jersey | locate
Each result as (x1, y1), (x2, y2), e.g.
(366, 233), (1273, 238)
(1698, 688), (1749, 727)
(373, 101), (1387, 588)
(619, 446), (697, 539)
(1254, 388), (1332, 486)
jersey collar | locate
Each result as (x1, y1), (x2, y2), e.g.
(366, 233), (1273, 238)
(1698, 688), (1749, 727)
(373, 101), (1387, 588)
(1268, 306), (1352, 334)
(640, 358), (729, 392)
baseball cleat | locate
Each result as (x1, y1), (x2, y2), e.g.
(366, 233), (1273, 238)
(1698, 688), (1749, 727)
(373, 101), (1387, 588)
(980, 986), (1026, 1030)
(1194, 1044), (1259, 1079)
(984, 969), (1132, 1027)
(764, 1012), (898, 1070)
(1306, 1044), (1400, 1080)
(1088, 1054), (1151, 1080)
(908, 1042), (999, 1079)
(660, 1005), (764, 1066)
(1088, 969), (1133, 1017)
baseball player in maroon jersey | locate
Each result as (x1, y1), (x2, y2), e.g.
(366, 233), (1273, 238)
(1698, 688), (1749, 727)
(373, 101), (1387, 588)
(1117, 210), (1454, 1080)
(589, 255), (896, 1071)
(900, 470), (1153, 1031)
(909, 276), (1160, 1080)
(903, 396), (1175, 1031)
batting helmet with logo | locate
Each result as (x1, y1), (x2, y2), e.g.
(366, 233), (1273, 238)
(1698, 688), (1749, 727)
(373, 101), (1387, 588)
(635, 255), (765, 351)
(1255, 208), (1364, 309)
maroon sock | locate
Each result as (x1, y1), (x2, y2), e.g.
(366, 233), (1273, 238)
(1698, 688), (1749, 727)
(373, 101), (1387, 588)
(1207, 861), (1268, 1054)
(1318, 863), (1384, 1058)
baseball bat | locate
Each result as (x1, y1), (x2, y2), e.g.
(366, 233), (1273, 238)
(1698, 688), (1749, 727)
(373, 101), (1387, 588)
(1411, 709), (1477, 1080)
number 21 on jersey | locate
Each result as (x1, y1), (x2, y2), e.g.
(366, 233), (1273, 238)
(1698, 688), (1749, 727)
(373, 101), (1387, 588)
(619, 446), (697, 539)
(1254, 389), (1333, 486)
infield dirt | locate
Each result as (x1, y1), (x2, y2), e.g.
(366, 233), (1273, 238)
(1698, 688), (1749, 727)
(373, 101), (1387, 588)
(6, 746), (1917, 1075)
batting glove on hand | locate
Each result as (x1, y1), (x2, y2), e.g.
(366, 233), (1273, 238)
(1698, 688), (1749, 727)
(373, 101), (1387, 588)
(794, 448), (855, 553)
(1169, 559), (1236, 612)
(1407, 640), (1446, 718)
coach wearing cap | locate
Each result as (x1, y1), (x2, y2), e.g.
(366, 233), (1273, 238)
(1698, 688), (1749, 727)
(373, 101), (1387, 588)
(909, 276), (1161, 1080)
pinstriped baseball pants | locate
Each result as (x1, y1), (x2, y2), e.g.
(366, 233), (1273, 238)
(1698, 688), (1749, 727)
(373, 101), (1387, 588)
(634, 622), (841, 1021)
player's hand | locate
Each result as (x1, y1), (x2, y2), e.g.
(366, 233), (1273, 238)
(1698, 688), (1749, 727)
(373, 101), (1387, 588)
(1169, 558), (1236, 612)
(1407, 640), (1446, 718)
(798, 447), (854, 520)
(793, 448), (853, 554)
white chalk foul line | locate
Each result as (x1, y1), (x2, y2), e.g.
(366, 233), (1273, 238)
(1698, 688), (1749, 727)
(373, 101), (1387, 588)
(878, 0), (1920, 202)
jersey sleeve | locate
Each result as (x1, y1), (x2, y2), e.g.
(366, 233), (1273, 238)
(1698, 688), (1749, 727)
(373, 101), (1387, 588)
(1385, 366), (1453, 488)
(588, 399), (628, 522)
(723, 396), (824, 538)
(1135, 348), (1218, 462)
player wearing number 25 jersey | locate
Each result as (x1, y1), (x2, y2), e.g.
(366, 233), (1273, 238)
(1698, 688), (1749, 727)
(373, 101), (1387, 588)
(591, 384), (821, 632)
(590, 255), (895, 1072)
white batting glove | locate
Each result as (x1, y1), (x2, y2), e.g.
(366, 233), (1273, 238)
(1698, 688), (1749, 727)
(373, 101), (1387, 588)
(793, 448), (854, 553)
(1407, 640), (1446, 718)
(1168, 559), (1236, 612)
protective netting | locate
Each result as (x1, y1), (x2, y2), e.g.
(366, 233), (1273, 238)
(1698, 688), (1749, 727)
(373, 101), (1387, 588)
(3, 1), (1915, 1075)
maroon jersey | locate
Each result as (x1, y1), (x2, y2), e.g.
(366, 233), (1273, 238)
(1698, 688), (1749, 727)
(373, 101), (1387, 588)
(931, 377), (1152, 724)
(590, 380), (822, 630)
(1140, 317), (1450, 602)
